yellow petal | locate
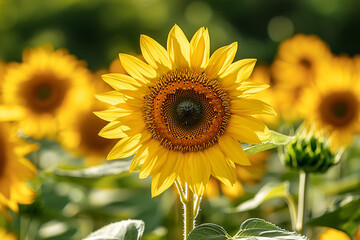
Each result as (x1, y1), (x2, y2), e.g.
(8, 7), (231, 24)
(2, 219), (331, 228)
(220, 59), (257, 89)
(128, 131), (153, 172)
(140, 34), (172, 75)
(119, 54), (157, 84)
(230, 82), (269, 98)
(99, 121), (127, 139)
(227, 115), (269, 144)
(167, 24), (190, 69)
(151, 150), (183, 197)
(94, 107), (133, 122)
(205, 146), (236, 187)
(102, 74), (146, 100)
(139, 143), (168, 179)
(102, 73), (142, 89)
(190, 27), (210, 72)
(13, 158), (37, 180)
(138, 140), (161, 178)
(14, 142), (39, 157)
(105, 112), (146, 138)
(107, 134), (143, 160)
(231, 98), (276, 116)
(95, 91), (125, 106)
(218, 134), (251, 166)
(205, 42), (238, 78)
(188, 151), (211, 196)
(0, 105), (24, 122)
(129, 144), (147, 172)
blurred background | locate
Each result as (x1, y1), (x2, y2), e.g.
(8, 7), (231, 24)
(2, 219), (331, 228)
(0, 0), (359, 239)
(2, 0), (360, 69)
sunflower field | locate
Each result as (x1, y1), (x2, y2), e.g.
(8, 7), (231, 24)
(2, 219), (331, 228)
(0, 0), (360, 239)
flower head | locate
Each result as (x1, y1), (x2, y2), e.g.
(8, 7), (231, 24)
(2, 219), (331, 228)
(300, 56), (360, 150)
(272, 34), (332, 121)
(1, 46), (92, 139)
(96, 25), (275, 197)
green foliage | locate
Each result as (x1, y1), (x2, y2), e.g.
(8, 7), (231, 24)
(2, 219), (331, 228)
(244, 131), (293, 155)
(187, 218), (308, 240)
(231, 182), (291, 212)
(83, 220), (144, 240)
(53, 159), (132, 178)
(307, 195), (360, 237)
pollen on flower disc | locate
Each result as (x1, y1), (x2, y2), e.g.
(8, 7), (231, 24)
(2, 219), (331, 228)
(144, 69), (231, 152)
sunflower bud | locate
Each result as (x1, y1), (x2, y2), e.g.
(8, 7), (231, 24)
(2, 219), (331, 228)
(283, 129), (336, 173)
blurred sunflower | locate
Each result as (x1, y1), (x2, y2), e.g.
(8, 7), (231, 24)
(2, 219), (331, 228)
(0, 229), (16, 240)
(96, 25), (275, 197)
(247, 64), (279, 127)
(1, 46), (92, 139)
(272, 34), (333, 121)
(319, 227), (360, 240)
(206, 151), (269, 200)
(300, 56), (360, 150)
(0, 106), (37, 216)
(58, 71), (118, 166)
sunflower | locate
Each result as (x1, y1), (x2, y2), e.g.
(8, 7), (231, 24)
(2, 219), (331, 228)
(1, 46), (92, 139)
(58, 71), (118, 166)
(300, 56), (360, 150)
(96, 25), (275, 197)
(318, 227), (360, 240)
(272, 34), (333, 121)
(0, 229), (16, 240)
(247, 64), (279, 127)
(0, 106), (37, 216)
(206, 151), (269, 200)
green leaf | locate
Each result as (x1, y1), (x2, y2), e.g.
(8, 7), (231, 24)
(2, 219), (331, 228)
(244, 131), (293, 155)
(83, 219), (144, 240)
(234, 218), (308, 239)
(187, 223), (229, 240)
(307, 195), (360, 237)
(53, 159), (131, 178)
(230, 182), (291, 213)
(188, 219), (308, 240)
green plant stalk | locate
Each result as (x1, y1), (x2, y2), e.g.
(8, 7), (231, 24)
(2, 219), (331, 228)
(175, 181), (196, 240)
(285, 195), (297, 231)
(296, 171), (310, 235)
(184, 186), (195, 240)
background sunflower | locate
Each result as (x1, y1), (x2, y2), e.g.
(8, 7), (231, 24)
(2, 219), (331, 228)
(1, 46), (92, 139)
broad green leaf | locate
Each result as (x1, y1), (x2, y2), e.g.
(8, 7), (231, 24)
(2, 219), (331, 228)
(234, 218), (308, 239)
(307, 195), (360, 237)
(244, 130), (293, 155)
(84, 219), (144, 240)
(187, 223), (229, 240)
(53, 159), (131, 178)
(231, 182), (290, 213)
(188, 219), (308, 240)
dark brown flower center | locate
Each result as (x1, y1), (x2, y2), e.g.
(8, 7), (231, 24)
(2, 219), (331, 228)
(144, 69), (231, 152)
(319, 91), (358, 127)
(299, 57), (312, 70)
(21, 72), (69, 114)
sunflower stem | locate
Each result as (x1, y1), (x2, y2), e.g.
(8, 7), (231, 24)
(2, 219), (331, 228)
(296, 171), (310, 235)
(193, 194), (202, 218)
(285, 195), (298, 231)
(183, 184), (195, 240)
